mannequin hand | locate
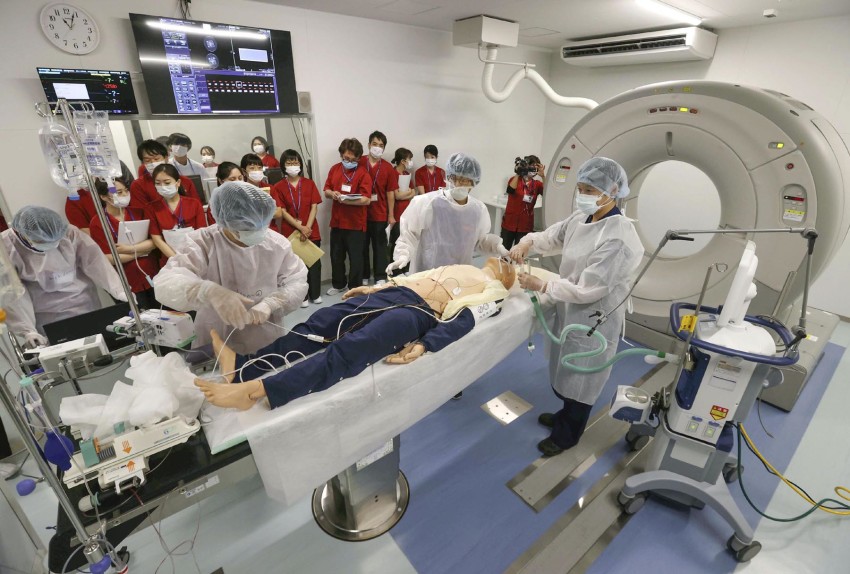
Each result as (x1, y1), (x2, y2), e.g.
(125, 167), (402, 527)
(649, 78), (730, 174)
(518, 272), (545, 292)
(509, 242), (531, 263)
(249, 301), (273, 325)
(342, 286), (373, 300)
(386, 257), (408, 277)
(205, 283), (254, 329)
(24, 332), (47, 348)
(385, 342), (425, 364)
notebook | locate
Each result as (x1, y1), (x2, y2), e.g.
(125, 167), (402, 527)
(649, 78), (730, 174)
(398, 174), (411, 191)
(117, 220), (150, 245)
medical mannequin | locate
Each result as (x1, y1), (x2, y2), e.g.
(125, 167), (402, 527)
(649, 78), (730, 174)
(510, 157), (645, 457)
(195, 257), (515, 410)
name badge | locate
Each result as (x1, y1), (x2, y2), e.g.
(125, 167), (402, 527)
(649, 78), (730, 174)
(341, 184), (352, 193)
(523, 194), (534, 203)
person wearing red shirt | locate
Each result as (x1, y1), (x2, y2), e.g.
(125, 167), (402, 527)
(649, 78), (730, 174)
(358, 130), (398, 285)
(389, 147), (416, 275)
(415, 144), (446, 194)
(130, 140), (202, 208)
(250, 136), (280, 169)
(148, 164), (208, 265)
(272, 149), (323, 306)
(502, 155), (545, 249)
(65, 187), (98, 235)
(323, 138), (372, 295)
(89, 177), (160, 308)
(241, 153), (271, 189)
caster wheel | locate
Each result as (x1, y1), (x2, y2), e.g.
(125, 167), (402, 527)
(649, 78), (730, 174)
(723, 463), (742, 484)
(626, 434), (650, 452)
(727, 535), (761, 562)
(618, 491), (646, 515)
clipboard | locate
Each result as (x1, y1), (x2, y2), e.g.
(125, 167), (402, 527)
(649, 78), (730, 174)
(117, 220), (150, 245)
(398, 174), (411, 191)
(287, 231), (324, 268)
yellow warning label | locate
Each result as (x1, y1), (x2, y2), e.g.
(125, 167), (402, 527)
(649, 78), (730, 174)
(679, 315), (697, 333)
(710, 405), (729, 421)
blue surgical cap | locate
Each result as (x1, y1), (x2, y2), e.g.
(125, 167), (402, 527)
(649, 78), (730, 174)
(12, 206), (68, 244)
(577, 157), (630, 198)
(445, 153), (482, 185)
(210, 181), (275, 231)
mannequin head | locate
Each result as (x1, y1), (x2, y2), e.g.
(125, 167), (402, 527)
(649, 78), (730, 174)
(482, 257), (516, 290)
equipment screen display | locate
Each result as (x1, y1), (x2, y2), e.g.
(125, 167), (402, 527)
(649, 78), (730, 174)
(36, 68), (139, 115)
(129, 13), (298, 115)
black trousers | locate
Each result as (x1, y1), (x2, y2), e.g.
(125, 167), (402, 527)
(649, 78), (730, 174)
(111, 288), (158, 310)
(0, 417), (11, 459)
(363, 220), (389, 282)
(330, 228), (366, 289)
(306, 239), (322, 301)
(388, 223), (409, 275)
(501, 228), (529, 250)
(549, 395), (594, 450)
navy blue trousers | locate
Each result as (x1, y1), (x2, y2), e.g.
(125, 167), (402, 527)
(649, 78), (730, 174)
(550, 393), (594, 449)
(235, 287), (438, 408)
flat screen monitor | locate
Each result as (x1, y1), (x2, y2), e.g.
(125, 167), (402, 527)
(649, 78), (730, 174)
(36, 68), (139, 115)
(129, 13), (298, 115)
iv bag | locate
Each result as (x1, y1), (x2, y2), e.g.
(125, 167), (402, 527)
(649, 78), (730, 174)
(0, 240), (24, 308)
(38, 114), (87, 198)
(73, 110), (122, 179)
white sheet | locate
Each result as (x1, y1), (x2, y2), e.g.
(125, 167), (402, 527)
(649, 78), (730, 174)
(202, 274), (558, 505)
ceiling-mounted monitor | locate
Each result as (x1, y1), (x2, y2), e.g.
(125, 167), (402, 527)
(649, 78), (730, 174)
(36, 67), (139, 115)
(129, 13), (298, 115)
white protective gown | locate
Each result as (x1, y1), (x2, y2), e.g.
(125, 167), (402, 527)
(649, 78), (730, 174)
(521, 210), (645, 404)
(394, 189), (503, 272)
(153, 225), (308, 354)
(1, 227), (126, 336)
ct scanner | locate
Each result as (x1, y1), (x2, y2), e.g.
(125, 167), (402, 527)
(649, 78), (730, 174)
(543, 80), (850, 407)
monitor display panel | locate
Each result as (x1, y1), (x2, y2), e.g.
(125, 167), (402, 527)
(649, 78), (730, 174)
(36, 68), (139, 115)
(129, 13), (298, 115)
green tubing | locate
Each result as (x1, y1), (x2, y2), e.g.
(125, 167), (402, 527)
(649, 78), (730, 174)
(529, 293), (667, 373)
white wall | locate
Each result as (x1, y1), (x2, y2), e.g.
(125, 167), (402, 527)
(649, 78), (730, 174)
(0, 0), (551, 249)
(540, 16), (850, 317)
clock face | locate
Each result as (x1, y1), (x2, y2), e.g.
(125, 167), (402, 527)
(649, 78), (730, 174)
(39, 3), (100, 55)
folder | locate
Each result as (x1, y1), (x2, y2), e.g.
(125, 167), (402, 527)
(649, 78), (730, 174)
(287, 231), (324, 268)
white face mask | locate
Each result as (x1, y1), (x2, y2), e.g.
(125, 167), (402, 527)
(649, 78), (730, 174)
(171, 145), (188, 158)
(145, 161), (164, 175)
(201, 155), (214, 164)
(450, 186), (472, 202)
(285, 166), (301, 176)
(112, 194), (131, 208)
(406, 159), (414, 170)
(247, 171), (265, 182)
(236, 228), (266, 246)
(576, 193), (604, 215)
(425, 157), (437, 167)
(156, 184), (179, 198)
(30, 240), (61, 252)
(253, 144), (265, 154)
(369, 146), (384, 159)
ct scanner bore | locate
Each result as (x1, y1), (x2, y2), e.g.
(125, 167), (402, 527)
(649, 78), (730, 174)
(544, 80), (850, 339)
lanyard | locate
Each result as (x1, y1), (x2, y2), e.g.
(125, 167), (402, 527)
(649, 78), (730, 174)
(286, 178), (303, 216)
(342, 166), (355, 186)
(429, 169), (438, 192)
(368, 160), (381, 193)
(106, 209), (135, 239)
(165, 198), (185, 228)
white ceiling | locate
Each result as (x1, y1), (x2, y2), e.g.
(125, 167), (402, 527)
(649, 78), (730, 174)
(253, 0), (850, 48)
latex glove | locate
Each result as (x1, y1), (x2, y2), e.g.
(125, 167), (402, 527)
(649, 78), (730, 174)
(112, 289), (129, 302)
(386, 257), (409, 277)
(497, 244), (510, 258)
(385, 342), (426, 364)
(518, 271), (545, 292)
(24, 332), (47, 348)
(509, 242), (531, 263)
(201, 283), (254, 330)
(342, 286), (372, 300)
(249, 300), (273, 325)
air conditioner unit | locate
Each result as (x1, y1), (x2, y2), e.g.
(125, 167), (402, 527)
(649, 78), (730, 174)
(561, 27), (717, 67)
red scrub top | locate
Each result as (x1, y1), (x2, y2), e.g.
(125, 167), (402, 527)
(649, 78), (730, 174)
(415, 165), (446, 193)
(393, 170), (413, 221)
(147, 196), (208, 235)
(260, 154), (280, 169)
(502, 177), (544, 233)
(323, 163), (372, 232)
(130, 166), (202, 208)
(89, 208), (160, 293)
(358, 156), (398, 223)
(271, 178), (322, 240)
(65, 188), (98, 230)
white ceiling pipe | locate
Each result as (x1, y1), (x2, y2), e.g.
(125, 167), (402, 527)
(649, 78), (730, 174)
(481, 46), (598, 110)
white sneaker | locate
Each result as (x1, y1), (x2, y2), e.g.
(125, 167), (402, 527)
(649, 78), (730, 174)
(362, 279), (370, 286)
(312, 296), (323, 304)
(375, 279), (387, 286)
(301, 300), (309, 308)
(327, 287), (345, 296)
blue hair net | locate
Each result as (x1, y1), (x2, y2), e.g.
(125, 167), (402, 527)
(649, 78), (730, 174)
(12, 206), (68, 244)
(576, 157), (630, 198)
(445, 153), (482, 185)
(210, 181), (275, 231)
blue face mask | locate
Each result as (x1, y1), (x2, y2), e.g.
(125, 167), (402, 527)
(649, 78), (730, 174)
(235, 228), (267, 246)
(341, 159), (358, 170)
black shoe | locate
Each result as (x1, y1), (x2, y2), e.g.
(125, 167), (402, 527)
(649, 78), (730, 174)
(452, 391), (463, 400)
(538, 413), (554, 428)
(537, 438), (564, 457)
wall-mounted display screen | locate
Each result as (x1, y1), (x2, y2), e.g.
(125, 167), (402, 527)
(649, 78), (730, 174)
(129, 13), (298, 115)
(37, 68), (139, 115)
